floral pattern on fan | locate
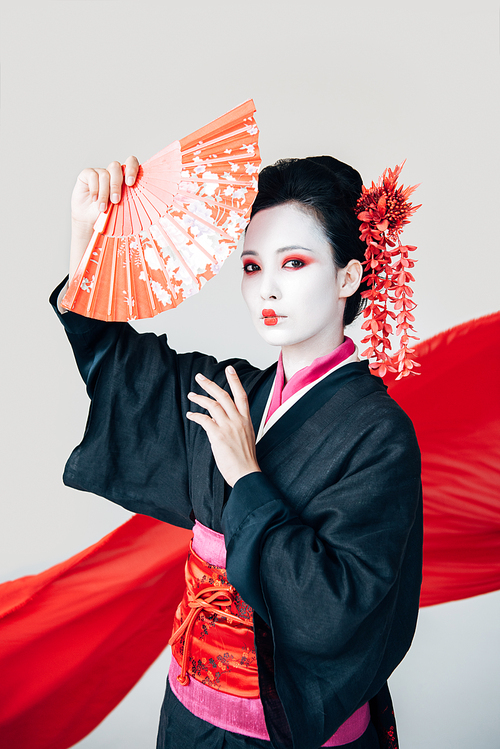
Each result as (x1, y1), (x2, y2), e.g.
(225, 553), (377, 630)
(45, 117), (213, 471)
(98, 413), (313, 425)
(62, 100), (261, 321)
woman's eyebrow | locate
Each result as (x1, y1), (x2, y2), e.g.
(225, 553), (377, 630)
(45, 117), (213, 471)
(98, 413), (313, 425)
(241, 245), (315, 258)
(277, 245), (315, 254)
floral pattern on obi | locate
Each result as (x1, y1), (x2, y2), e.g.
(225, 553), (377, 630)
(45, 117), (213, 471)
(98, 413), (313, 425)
(169, 541), (259, 698)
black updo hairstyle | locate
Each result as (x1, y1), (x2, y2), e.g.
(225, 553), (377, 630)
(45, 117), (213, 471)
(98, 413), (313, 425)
(250, 156), (367, 326)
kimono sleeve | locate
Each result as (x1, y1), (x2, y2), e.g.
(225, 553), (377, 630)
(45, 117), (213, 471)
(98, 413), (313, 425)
(222, 399), (422, 749)
(50, 278), (222, 528)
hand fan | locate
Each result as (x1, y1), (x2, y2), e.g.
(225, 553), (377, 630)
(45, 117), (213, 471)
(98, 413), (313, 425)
(61, 100), (261, 321)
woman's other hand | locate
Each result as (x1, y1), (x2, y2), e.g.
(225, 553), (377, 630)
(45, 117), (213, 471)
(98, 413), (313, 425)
(69, 156), (140, 280)
(186, 367), (261, 488)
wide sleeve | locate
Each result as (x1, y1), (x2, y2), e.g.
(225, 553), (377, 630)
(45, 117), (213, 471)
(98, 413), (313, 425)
(221, 400), (422, 749)
(50, 278), (254, 529)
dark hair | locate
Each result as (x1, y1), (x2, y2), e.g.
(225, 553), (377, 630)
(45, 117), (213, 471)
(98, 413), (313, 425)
(250, 156), (367, 326)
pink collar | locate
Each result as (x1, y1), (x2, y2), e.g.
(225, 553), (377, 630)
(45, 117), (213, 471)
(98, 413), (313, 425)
(265, 338), (356, 424)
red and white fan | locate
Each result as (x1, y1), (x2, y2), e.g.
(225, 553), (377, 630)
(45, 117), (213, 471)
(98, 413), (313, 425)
(62, 100), (261, 321)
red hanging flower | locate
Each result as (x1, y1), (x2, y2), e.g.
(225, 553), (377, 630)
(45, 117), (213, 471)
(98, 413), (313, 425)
(355, 163), (421, 379)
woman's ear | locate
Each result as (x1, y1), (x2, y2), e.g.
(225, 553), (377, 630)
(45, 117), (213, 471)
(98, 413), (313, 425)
(338, 259), (363, 299)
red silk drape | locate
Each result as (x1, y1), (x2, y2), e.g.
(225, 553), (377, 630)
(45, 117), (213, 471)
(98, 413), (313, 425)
(0, 516), (191, 749)
(386, 311), (500, 606)
(0, 311), (498, 748)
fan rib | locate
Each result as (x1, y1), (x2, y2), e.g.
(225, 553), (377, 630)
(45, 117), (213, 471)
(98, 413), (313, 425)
(181, 125), (257, 157)
(178, 100), (255, 146)
(135, 235), (157, 315)
(132, 194), (156, 234)
(125, 239), (134, 319)
(175, 191), (250, 217)
(182, 153), (259, 169)
(122, 194), (135, 237)
(137, 170), (183, 185)
(161, 211), (216, 264)
(127, 195), (146, 236)
(155, 221), (201, 288)
(85, 238), (106, 316)
(142, 171), (252, 188)
(141, 140), (181, 167)
(107, 240), (118, 320)
(180, 177), (253, 187)
(144, 228), (180, 307)
(172, 201), (236, 243)
(132, 186), (166, 224)
(61, 228), (99, 311)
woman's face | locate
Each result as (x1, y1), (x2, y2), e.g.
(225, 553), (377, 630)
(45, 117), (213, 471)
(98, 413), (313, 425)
(241, 203), (349, 353)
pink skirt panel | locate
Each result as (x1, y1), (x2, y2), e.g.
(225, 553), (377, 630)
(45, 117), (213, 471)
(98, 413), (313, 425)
(172, 520), (370, 745)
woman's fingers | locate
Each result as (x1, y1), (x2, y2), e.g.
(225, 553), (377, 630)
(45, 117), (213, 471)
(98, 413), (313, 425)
(187, 391), (229, 425)
(193, 373), (239, 418)
(185, 411), (218, 438)
(186, 371), (259, 487)
(94, 168), (110, 212)
(80, 169), (100, 204)
(225, 366), (250, 417)
(70, 156), (139, 278)
(124, 155), (140, 186)
(73, 157), (139, 216)
(189, 370), (251, 422)
(107, 160), (124, 205)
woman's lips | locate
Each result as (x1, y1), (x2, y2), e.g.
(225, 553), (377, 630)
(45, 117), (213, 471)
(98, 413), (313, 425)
(262, 308), (281, 326)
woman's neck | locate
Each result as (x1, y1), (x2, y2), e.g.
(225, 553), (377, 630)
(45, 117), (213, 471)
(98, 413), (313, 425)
(281, 330), (345, 382)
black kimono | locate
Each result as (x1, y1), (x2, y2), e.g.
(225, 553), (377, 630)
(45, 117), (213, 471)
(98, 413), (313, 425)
(50, 278), (422, 749)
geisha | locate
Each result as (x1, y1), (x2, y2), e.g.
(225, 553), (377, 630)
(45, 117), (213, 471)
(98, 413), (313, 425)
(51, 153), (422, 749)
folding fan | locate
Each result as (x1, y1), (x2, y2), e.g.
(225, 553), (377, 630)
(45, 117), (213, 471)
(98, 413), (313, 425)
(61, 100), (261, 321)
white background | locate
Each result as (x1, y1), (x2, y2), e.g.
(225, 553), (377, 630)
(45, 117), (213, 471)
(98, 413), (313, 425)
(1, 1), (499, 747)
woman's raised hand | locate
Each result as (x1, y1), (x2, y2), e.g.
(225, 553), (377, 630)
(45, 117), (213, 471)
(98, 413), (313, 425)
(69, 156), (140, 279)
(186, 366), (261, 488)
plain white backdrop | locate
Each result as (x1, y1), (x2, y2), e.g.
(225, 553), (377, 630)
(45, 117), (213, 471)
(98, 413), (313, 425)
(1, 1), (499, 747)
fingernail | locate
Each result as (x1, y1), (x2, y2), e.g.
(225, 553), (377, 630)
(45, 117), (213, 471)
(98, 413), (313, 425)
(126, 176), (135, 186)
(226, 365), (236, 375)
(111, 193), (120, 203)
(195, 373), (206, 381)
(99, 202), (107, 212)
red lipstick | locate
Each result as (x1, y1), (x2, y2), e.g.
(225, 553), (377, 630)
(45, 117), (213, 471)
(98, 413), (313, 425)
(262, 308), (278, 326)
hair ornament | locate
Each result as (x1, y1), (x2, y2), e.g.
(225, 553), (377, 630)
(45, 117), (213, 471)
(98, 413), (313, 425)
(355, 162), (421, 379)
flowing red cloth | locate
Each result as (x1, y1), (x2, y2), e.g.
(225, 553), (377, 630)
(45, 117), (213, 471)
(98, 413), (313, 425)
(0, 312), (499, 748)
(0, 515), (192, 749)
(386, 311), (500, 606)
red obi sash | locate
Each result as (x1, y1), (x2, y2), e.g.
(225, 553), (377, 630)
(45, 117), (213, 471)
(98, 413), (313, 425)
(169, 540), (259, 698)
(168, 521), (371, 745)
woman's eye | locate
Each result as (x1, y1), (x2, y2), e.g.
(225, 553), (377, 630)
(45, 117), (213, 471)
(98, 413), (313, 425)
(283, 258), (305, 269)
(243, 262), (260, 274)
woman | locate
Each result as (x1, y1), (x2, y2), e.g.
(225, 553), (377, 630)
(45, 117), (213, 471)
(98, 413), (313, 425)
(51, 155), (422, 749)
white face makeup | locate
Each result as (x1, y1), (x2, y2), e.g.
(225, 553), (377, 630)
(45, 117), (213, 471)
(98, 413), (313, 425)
(241, 203), (349, 363)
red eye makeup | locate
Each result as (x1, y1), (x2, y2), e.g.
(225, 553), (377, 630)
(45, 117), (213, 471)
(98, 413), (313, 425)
(281, 254), (315, 268)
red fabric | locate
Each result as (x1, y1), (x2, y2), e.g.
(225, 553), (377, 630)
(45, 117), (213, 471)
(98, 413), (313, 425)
(386, 311), (500, 606)
(0, 515), (191, 749)
(0, 312), (499, 747)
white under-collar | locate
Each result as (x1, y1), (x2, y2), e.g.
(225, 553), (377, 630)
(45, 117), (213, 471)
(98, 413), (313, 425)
(256, 348), (360, 443)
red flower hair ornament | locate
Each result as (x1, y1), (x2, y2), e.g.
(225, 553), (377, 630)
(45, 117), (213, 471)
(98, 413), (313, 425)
(355, 162), (421, 379)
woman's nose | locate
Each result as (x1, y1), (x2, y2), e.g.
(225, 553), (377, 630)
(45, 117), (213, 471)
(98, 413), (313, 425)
(259, 273), (281, 301)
